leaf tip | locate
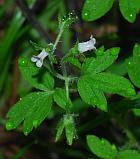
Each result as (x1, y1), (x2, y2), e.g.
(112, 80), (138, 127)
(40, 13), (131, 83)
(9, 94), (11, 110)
(6, 121), (13, 130)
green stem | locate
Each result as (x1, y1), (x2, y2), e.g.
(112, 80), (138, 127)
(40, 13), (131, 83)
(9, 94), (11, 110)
(53, 22), (65, 51)
(65, 78), (69, 100)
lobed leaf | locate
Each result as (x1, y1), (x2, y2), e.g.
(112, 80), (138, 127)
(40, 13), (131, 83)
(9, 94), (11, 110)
(82, 47), (120, 75)
(91, 73), (136, 97)
(6, 92), (52, 135)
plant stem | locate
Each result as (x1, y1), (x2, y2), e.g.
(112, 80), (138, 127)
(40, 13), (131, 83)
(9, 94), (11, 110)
(65, 78), (70, 100)
(53, 22), (65, 51)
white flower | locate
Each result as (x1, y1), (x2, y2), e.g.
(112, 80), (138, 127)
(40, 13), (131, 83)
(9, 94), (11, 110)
(78, 35), (96, 53)
(31, 49), (48, 68)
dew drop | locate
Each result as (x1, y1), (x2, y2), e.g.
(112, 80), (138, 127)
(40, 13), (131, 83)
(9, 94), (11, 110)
(128, 61), (131, 65)
(19, 58), (28, 66)
(130, 14), (133, 17)
(20, 98), (22, 101)
(84, 12), (88, 16)
(6, 122), (13, 130)
(62, 18), (65, 22)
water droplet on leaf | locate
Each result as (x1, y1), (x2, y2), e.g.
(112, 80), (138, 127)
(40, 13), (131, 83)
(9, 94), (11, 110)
(84, 12), (88, 16)
(19, 58), (28, 66)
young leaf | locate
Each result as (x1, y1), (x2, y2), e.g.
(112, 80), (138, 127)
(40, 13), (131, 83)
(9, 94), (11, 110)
(82, 0), (114, 21)
(87, 135), (117, 159)
(119, 0), (140, 23)
(69, 41), (79, 55)
(78, 76), (107, 112)
(6, 92), (52, 135)
(117, 150), (140, 159)
(55, 118), (65, 142)
(53, 88), (72, 110)
(127, 44), (140, 88)
(63, 56), (81, 69)
(59, 12), (77, 29)
(18, 57), (54, 91)
(91, 73), (136, 97)
(64, 114), (76, 146)
(82, 47), (120, 75)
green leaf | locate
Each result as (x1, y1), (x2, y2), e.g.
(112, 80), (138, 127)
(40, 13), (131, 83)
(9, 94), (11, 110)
(6, 92), (52, 135)
(119, 0), (140, 23)
(55, 118), (65, 142)
(18, 57), (54, 91)
(133, 43), (140, 57)
(117, 150), (140, 159)
(82, 47), (120, 75)
(87, 135), (117, 159)
(91, 73), (136, 97)
(63, 56), (81, 69)
(127, 57), (140, 88)
(133, 108), (140, 117)
(69, 41), (79, 55)
(78, 72), (135, 111)
(53, 88), (72, 110)
(127, 44), (140, 88)
(64, 114), (76, 146)
(82, 0), (114, 21)
(107, 60), (127, 76)
(78, 76), (107, 112)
